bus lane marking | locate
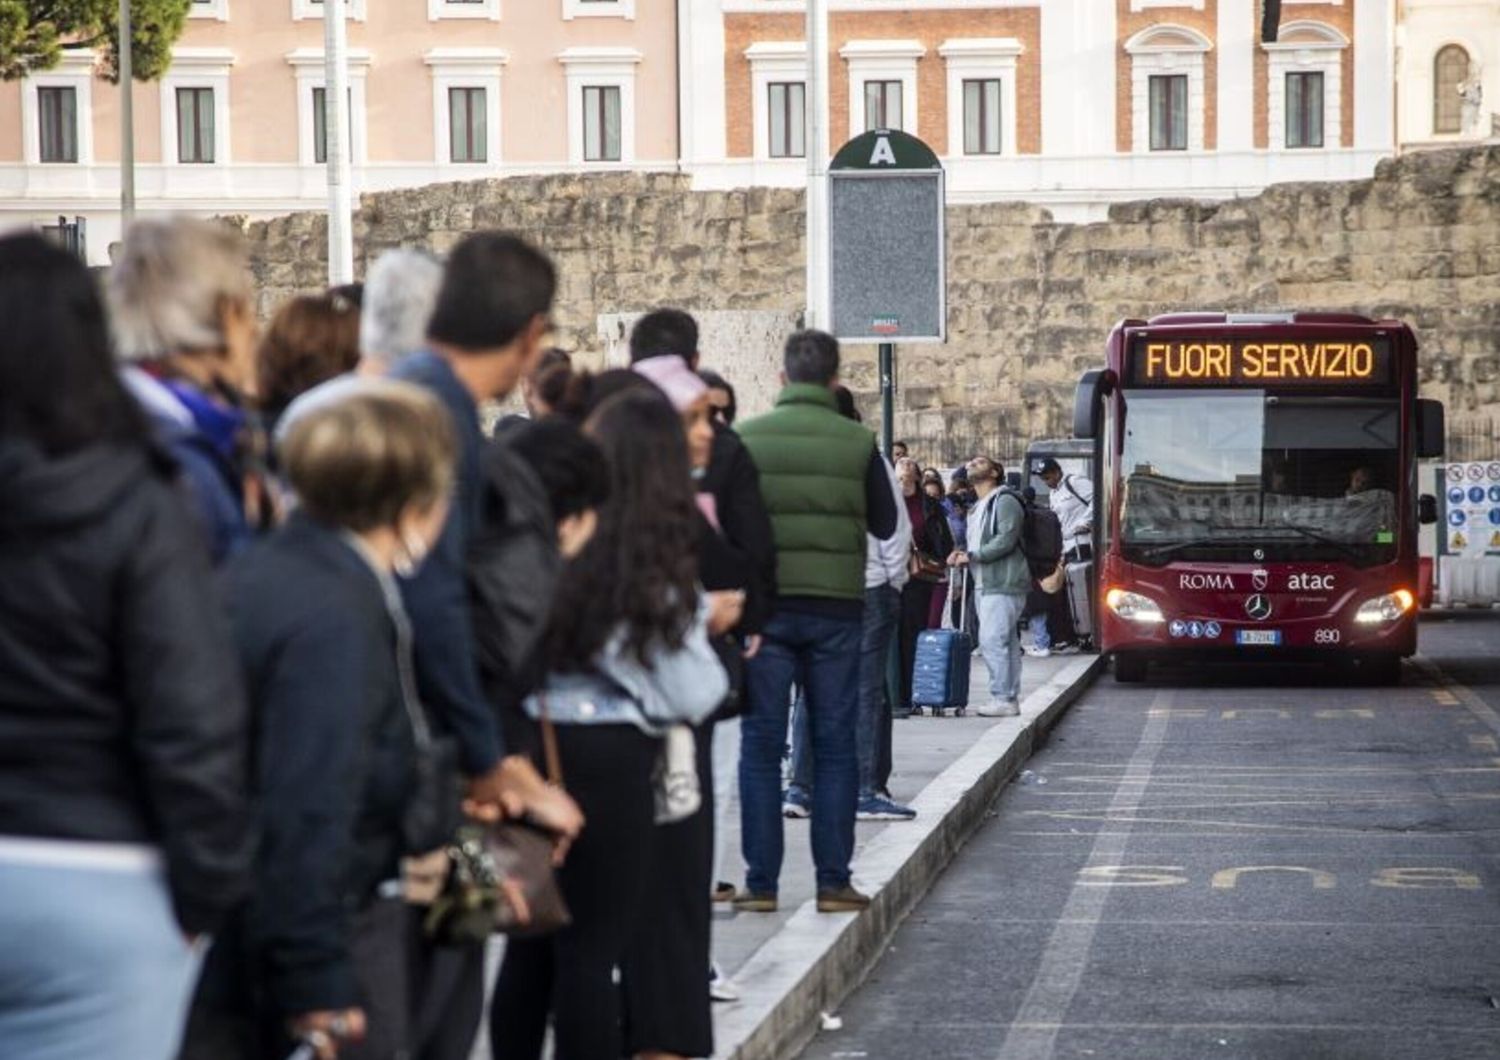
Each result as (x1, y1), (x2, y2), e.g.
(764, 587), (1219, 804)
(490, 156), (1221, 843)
(1413, 656), (1500, 737)
(1469, 734), (1500, 754)
(994, 690), (1174, 1060)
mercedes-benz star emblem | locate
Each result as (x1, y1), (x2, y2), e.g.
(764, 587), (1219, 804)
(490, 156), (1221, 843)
(1245, 594), (1273, 621)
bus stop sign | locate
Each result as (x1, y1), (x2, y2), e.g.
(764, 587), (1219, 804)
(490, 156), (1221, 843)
(829, 129), (946, 344)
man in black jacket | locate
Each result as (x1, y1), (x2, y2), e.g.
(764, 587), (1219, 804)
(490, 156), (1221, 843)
(389, 233), (585, 1060)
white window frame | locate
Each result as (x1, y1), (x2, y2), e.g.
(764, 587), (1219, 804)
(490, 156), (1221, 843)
(939, 38), (1022, 158)
(1124, 24), (1211, 154)
(424, 49), (508, 168)
(1263, 21), (1347, 151)
(563, 0), (635, 20)
(160, 48), (234, 166)
(22, 50), (95, 165)
(840, 39), (924, 135)
(558, 47), (642, 165)
(1130, 0), (1203, 10)
(745, 41), (807, 161)
(429, 0), (500, 20)
(286, 48), (371, 167)
(188, 0), (230, 20)
(293, 0), (367, 21)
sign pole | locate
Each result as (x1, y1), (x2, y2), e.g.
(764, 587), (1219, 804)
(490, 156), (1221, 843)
(879, 342), (895, 461)
(804, 0), (829, 328)
(324, 0), (354, 285)
(118, 0), (135, 230)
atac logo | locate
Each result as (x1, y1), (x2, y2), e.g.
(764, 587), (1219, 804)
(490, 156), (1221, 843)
(1179, 573), (1234, 591)
(1288, 572), (1335, 591)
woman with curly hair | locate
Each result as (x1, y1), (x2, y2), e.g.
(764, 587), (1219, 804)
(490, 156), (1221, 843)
(489, 388), (729, 1060)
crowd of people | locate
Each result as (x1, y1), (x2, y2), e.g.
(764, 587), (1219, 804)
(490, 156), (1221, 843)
(0, 219), (1093, 1060)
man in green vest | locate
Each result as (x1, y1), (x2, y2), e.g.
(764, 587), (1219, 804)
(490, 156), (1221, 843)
(734, 330), (899, 914)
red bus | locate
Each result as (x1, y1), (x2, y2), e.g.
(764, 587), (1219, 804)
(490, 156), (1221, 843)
(1074, 312), (1445, 685)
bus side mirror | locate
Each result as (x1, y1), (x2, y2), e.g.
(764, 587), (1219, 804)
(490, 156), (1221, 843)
(1418, 494), (1438, 525)
(1416, 399), (1445, 458)
(1073, 368), (1114, 440)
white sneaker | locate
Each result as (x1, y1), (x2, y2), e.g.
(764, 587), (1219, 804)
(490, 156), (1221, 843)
(710, 964), (741, 1003)
(977, 699), (1020, 718)
(1025, 645), (1052, 658)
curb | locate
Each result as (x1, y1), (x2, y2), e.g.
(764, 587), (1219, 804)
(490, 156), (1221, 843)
(711, 652), (1106, 1060)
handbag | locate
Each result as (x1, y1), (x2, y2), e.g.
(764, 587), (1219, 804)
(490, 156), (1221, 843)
(653, 725), (702, 824)
(482, 700), (572, 937)
(908, 544), (946, 583)
(424, 699), (572, 943)
(1038, 559), (1067, 595)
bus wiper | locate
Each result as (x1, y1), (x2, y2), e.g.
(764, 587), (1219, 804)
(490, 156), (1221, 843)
(1136, 536), (1261, 562)
(1280, 524), (1364, 562)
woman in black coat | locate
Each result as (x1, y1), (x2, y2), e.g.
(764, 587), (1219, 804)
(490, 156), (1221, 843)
(895, 459), (957, 716)
(0, 234), (250, 1060)
(182, 382), (458, 1060)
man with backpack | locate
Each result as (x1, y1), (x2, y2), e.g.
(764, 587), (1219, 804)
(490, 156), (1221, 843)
(958, 456), (1035, 717)
(1035, 458), (1094, 650)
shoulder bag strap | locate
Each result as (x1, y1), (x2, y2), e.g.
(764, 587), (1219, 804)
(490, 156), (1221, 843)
(537, 693), (565, 787)
(1063, 475), (1087, 505)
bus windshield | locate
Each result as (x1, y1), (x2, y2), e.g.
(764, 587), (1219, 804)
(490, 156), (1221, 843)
(1119, 391), (1400, 567)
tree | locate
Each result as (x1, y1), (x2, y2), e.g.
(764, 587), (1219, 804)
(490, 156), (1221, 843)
(0, 0), (191, 82)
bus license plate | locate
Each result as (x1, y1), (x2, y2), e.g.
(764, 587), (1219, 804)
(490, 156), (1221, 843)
(1236, 630), (1282, 646)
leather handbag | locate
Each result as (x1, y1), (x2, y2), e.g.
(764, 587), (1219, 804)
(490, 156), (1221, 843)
(422, 700), (572, 943)
(481, 700), (572, 938)
(908, 544), (947, 583)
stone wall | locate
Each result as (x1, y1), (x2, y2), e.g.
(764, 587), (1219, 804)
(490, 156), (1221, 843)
(243, 145), (1500, 465)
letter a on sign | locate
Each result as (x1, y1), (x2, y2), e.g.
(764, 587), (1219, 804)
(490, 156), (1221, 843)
(869, 135), (897, 166)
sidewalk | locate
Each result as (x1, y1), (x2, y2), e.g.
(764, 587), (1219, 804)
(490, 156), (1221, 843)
(469, 648), (1102, 1060)
(710, 648), (1103, 1060)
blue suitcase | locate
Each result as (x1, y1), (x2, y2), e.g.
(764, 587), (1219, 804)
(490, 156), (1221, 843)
(911, 628), (973, 715)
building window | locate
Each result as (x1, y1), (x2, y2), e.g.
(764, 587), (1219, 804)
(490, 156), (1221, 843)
(176, 87), (215, 163)
(312, 87), (356, 164)
(428, 0), (499, 19)
(190, 0), (230, 19)
(768, 81), (805, 158)
(448, 87), (488, 162)
(563, 0), (634, 19)
(583, 85), (622, 161)
(1285, 71), (1324, 148)
(1148, 74), (1188, 150)
(962, 78), (1001, 154)
(38, 87), (78, 163)
(1434, 45), (1470, 134)
(293, 0), (367, 20)
(864, 79), (902, 131)
(1124, 24), (1210, 154)
(939, 38), (1022, 159)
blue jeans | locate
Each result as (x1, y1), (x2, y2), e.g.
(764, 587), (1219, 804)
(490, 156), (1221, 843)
(0, 852), (202, 1060)
(1028, 611), (1051, 651)
(787, 585), (902, 800)
(977, 592), (1026, 703)
(741, 608), (862, 894)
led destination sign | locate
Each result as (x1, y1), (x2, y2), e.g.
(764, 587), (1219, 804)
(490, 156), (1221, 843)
(1129, 337), (1393, 387)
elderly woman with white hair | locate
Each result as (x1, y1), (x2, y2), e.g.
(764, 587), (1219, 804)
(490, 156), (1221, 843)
(359, 247), (444, 374)
(108, 216), (261, 564)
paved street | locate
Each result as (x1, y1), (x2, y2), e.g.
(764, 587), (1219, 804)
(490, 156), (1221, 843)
(801, 612), (1500, 1060)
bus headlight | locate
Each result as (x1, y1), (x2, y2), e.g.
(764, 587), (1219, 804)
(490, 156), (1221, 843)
(1353, 589), (1415, 625)
(1106, 588), (1164, 624)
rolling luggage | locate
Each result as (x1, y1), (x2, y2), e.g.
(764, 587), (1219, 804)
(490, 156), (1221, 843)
(1065, 559), (1093, 640)
(911, 570), (973, 716)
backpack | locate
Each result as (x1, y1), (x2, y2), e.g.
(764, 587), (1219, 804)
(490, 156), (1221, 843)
(987, 488), (1064, 581)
